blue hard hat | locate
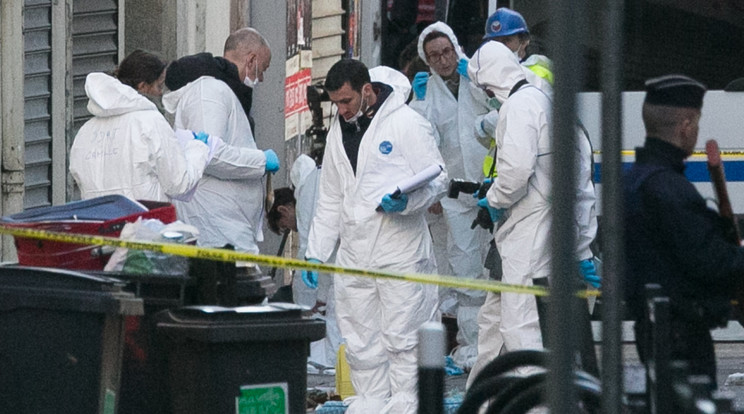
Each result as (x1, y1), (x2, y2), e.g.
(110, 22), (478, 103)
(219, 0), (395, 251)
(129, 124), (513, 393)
(483, 8), (529, 40)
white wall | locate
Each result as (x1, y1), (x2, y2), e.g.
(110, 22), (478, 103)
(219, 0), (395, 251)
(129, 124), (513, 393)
(205, 0), (231, 56)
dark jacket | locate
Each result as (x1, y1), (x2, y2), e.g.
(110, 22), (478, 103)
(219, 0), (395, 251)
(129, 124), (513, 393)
(165, 52), (255, 130)
(623, 137), (743, 328)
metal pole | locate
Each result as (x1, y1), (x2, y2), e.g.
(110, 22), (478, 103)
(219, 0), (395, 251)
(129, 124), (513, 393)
(418, 322), (445, 414)
(600, 0), (626, 413)
(547, 0), (585, 411)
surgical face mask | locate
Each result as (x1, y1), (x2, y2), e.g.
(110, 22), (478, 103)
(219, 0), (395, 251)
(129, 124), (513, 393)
(345, 94), (367, 124)
(486, 96), (502, 111)
(243, 62), (260, 88)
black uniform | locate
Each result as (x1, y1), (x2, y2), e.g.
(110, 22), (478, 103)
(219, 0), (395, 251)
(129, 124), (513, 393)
(624, 137), (744, 385)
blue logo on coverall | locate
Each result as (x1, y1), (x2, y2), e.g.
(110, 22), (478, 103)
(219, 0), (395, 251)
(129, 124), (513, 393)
(379, 141), (393, 154)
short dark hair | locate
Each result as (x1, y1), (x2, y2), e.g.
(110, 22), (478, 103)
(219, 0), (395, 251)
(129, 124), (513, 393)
(422, 31), (452, 51)
(324, 59), (370, 93)
(266, 187), (296, 234)
(115, 49), (167, 90)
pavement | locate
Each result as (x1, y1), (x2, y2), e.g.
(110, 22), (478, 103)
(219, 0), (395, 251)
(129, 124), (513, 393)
(306, 325), (744, 412)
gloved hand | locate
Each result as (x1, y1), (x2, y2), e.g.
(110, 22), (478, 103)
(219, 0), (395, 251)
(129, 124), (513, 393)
(380, 193), (409, 213)
(457, 57), (470, 80)
(192, 131), (209, 145)
(477, 196), (505, 222)
(473, 178), (492, 198)
(579, 258), (601, 289)
(302, 258), (321, 289)
(263, 149), (280, 173)
(412, 72), (429, 100)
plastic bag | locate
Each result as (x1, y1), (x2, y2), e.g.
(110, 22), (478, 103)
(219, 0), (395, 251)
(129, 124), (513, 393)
(104, 218), (199, 275)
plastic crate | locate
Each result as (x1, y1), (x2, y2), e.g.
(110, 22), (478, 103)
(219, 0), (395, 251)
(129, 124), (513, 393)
(1, 195), (176, 270)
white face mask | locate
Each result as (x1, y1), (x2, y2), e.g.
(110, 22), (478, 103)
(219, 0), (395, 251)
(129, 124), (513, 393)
(243, 61), (260, 88)
(344, 94), (367, 124)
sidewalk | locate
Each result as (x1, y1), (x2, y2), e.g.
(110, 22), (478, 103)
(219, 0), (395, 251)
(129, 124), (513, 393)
(306, 370), (469, 413)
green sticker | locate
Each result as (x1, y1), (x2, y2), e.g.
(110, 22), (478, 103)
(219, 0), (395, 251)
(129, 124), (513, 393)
(236, 383), (288, 414)
(103, 389), (116, 414)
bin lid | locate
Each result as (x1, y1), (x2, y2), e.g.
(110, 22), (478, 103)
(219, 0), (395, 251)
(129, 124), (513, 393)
(163, 303), (305, 322)
(0, 194), (147, 223)
(156, 304), (326, 343)
(0, 265), (144, 315)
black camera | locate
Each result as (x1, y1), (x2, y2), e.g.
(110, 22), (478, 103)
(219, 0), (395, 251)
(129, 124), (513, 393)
(448, 179), (481, 199)
(305, 83), (330, 165)
(446, 179), (495, 232)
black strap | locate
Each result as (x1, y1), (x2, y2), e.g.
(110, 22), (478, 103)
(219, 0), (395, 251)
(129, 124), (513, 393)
(509, 79), (529, 97)
(485, 79), (529, 179)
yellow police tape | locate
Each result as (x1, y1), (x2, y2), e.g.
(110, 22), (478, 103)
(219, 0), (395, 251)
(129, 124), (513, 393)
(595, 150), (744, 157)
(0, 224), (600, 298)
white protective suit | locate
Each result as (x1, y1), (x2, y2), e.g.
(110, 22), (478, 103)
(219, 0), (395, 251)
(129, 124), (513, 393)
(413, 21), (492, 370)
(290, 155), (341, 369)
(467, 41), (552, 378)
(70, 73), (210, 202)
(163, 76), (268, 253)
(306, 66), (447, 414)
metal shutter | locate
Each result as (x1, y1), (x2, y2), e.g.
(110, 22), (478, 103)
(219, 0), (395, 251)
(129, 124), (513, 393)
(23, 0), (54, 209)
(71, 0), (120, 135)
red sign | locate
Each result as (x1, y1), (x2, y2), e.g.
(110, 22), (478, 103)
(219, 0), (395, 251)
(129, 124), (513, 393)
(285, 68), (312, 117)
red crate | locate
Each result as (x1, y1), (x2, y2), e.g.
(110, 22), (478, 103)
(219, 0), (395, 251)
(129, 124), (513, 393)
(3, 199), (176, 270)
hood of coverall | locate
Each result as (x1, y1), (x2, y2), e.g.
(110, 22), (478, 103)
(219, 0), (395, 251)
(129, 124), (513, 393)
(85, 72), (158, 117)
(369, 65), (412, 98)
(290, 154), (317, 189)
(417, 21), (467, 67)
(467, 41), (527, 104)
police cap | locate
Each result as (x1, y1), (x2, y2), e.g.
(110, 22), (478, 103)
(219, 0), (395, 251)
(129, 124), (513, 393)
(644, 74), (706, 109)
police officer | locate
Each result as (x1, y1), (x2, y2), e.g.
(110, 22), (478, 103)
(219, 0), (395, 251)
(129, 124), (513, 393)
(624, 74), (744, 388)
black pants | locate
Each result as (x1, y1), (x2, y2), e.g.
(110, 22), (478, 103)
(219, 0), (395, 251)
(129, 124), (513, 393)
(635, 317), (716, 389)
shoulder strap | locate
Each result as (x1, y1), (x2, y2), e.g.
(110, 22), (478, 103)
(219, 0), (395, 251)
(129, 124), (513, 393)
(509, 79), (529, 97)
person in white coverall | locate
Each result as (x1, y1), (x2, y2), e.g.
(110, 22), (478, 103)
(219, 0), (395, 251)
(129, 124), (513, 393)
(70, 50), (217, 202)
(304, 59), (447, 414)
(409, 21), (493, 371)
(162, 28), (278, 256)
(465, 41), (599, 385)
(266, 155), (342, 370)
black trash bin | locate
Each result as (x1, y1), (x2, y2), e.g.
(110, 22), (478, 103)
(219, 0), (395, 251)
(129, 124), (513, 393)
(94, 271), (194, 414)
(156, 303), (325, 414)
(0, 265), (143, 414)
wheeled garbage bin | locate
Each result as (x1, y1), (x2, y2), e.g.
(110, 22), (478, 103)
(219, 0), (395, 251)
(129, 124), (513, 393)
(156, 303), (325, 414)
(0, 265), (144, 414)
(95, 271), (195, 414)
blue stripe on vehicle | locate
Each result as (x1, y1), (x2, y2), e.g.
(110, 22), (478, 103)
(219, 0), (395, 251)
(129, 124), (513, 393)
(593, 160), (744, 183)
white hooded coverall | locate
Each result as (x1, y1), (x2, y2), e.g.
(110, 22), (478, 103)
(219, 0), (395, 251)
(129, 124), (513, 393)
(468, 41), (553, 377)
(70, 73), (210, 202)
(291, 154), (341, 369)
(413, 21), (493, 370)
(305, 67), (447, 414)
(465, 41), (599, 384)
(163, 76), (268, 253)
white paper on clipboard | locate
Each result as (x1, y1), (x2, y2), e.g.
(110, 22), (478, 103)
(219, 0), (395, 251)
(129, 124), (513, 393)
(391, 164), (444, 196)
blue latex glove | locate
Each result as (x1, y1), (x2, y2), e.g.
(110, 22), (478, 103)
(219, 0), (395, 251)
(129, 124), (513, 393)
(472, 178), (493, 198)
(477, 197), (504, 222)
(457, 57), (470, 80)
(380, 193), (409, 213)
(412, 72), (429, 100)
(302, 258), (321, 289)
(192, 131), (209, 145)
(579, 259), (601, 289)
(263, 149), (280, 173)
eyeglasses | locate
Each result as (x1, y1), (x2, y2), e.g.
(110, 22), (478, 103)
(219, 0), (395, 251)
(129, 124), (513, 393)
(426, 47), (455, 63)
